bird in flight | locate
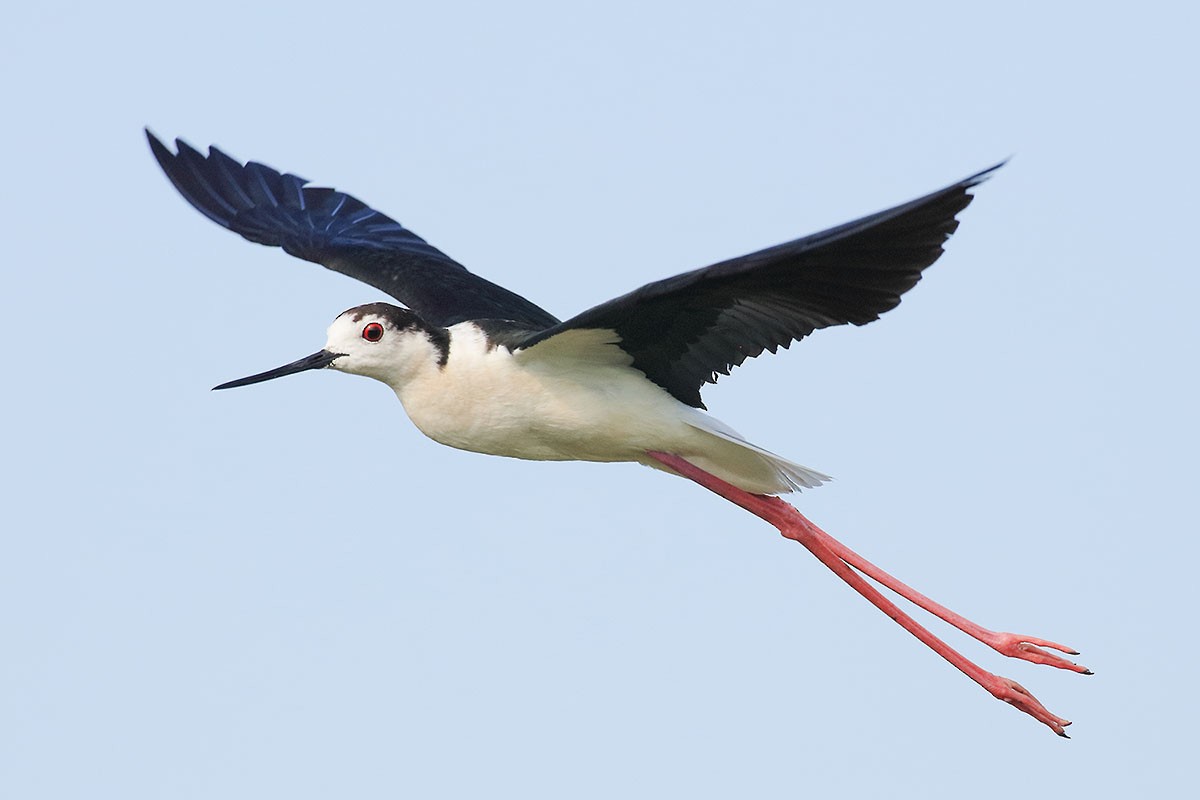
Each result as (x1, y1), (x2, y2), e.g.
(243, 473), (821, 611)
(147, 129), (1089, 735)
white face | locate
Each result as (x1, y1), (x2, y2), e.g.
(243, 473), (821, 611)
(324, 307), (442, 388)
(213, 303), (442, 392)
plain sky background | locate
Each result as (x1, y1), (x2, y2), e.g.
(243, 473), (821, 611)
(3, 1), (1197, 797)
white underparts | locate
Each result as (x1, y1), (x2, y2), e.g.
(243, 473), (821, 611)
(357, 321), (829, 495)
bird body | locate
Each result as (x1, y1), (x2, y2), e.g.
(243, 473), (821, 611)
(318, 303), (828, 493)
(149, 129), (1088, 735)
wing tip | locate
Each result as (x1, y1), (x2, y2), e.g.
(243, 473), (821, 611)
(963, 157), (1010, 191)
(145, 127), (240, 174)
(144, 126), (173, 167)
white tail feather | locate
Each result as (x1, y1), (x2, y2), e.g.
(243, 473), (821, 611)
(683, 413), (833, 492)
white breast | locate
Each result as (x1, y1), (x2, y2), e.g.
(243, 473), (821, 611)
(393, 324), (695, 462)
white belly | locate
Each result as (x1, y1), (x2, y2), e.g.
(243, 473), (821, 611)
(397, 338), (691, 462)
(388, 324), (822, 494)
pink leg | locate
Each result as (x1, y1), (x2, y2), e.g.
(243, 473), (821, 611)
(647, 451), (1086, 737)
(797, 513), (1090, 674)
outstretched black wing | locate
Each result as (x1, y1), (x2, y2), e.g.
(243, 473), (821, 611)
(521, 163), (1003, 408)
(147, 130), (560, 329)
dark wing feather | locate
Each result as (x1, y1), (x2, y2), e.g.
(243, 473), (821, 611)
(520, 163), (1003, 408)
(146, 130), (559, 329)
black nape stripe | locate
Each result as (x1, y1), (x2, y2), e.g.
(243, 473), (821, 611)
(427, 326), (451, 367)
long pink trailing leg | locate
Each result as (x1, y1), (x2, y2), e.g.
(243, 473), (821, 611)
(646, 451), (1089, 737)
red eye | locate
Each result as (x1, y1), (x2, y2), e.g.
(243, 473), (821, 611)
(362, 322), (384, 342)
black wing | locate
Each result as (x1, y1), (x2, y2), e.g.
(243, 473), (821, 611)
(521, 163), (1003, 409)
(146, 130), (560, 329)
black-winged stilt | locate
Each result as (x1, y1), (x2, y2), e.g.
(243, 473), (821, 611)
(148, 130), (1088, 735)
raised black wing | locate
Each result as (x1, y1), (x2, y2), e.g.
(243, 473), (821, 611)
(520, 163), (1003, 408)
(146, 130), (560, 329)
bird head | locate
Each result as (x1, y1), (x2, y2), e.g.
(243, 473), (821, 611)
(213, 302), (447, 391)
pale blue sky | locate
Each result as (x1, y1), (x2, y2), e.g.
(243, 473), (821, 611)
(3, 1), (1197, 797)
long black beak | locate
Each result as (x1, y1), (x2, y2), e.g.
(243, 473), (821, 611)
(213, 350), (343, 390)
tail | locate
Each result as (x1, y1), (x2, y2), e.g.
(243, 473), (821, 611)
(667, 411), (832, 494)
(695, 423), (832, 491)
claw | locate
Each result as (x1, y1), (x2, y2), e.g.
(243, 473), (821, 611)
(982, 632), (1091, 674)
(993, 676), (1073, 736)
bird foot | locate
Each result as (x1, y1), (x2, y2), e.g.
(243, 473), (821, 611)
(980, 631), (1092, 674)
(989, 676), (1073, 737)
